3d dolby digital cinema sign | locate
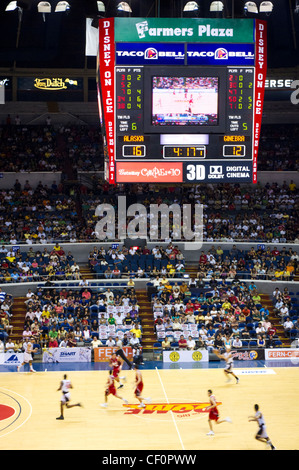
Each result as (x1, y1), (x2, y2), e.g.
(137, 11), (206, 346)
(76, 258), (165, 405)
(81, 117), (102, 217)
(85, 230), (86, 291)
(97, 17), (267, 184)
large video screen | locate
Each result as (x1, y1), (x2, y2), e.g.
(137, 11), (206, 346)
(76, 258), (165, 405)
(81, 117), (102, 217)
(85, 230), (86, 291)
(152, 76), (219, 127)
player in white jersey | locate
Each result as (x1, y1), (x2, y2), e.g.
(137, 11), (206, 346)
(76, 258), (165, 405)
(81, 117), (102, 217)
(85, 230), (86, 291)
(248, 404), (276, 450)
(213, 347), (239, 384)
(56, 374), (82, 420)
(17, 337), (38, 372)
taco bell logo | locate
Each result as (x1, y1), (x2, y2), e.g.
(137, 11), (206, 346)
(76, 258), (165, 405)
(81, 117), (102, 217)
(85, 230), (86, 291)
(136, 20), (149, 39)
(144, 47), (158, 59)
(215, 47), (228, 59)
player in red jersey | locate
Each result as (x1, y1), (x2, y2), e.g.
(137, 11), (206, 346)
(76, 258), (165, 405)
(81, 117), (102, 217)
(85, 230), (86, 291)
(109, 352), (126, 388)
(101, 371), (128, 408)
(133, 365), (151, 408)
(206, 389), (232, 436)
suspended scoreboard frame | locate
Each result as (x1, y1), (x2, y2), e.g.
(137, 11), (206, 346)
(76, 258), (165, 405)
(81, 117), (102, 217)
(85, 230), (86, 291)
(97, 17), (267, 184)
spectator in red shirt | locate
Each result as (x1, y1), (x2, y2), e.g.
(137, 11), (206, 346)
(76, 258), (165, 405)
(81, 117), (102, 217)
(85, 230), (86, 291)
(82, 289), (91, 301)
(199, 252), (207, 265)
(48, 337), (58, 348)
(178, 335), (187, 349)
(242, 306), (251, 317)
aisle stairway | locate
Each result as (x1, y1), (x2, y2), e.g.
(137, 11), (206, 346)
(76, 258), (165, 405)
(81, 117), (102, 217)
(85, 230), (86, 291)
(259, 293), (290, 347)
(9, 297), (27, 342)
(79, 264), (94, 281)
(184, 262), (198, 279)
(136, 289), (157, 352)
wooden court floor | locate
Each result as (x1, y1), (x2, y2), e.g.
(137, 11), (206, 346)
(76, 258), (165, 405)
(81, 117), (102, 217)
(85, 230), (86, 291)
(0, 366), (298, 450)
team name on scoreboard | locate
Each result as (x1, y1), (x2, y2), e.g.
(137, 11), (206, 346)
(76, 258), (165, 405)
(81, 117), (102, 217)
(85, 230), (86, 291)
(123, 135), (145, 142)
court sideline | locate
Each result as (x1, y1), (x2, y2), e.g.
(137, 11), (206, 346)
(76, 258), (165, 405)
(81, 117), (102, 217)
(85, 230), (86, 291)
(0, 361), (297, 450)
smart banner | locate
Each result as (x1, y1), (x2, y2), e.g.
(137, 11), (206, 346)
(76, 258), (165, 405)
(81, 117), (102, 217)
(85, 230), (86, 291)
(42, 347), (91, 363)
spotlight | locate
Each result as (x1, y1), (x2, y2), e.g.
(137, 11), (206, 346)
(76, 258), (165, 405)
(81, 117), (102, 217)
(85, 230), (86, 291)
(259, 1), (273, 14)
(116, 2), (132, 16)
(97, 1), (105, 14)
(5, 1), (18, 11)
(244, 1), (258, 15)
(183, 1), (199, 17)
(55, 1), (70, 12)
(37, 1), (51, 13)
(210, 1), (224, 12)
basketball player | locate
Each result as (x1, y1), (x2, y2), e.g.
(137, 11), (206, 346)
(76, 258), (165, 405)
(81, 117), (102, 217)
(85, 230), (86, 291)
(248, 404), (276, 450)
(56, 374), (82, 420)
(213, 347), (239, 384)
(206, 389), (232, 436)
(133, 364), (151, 408)
(17, 337), (38, 372)
(115, 345), (133, 370)
(109, 352), (126, 389)
(101, 370), (128, 407)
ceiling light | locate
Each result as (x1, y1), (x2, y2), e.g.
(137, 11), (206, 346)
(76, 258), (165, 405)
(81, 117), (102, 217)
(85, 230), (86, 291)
(97, 1), (105, 13)
(183, 1), (199, 11)
(244, 1), (258, 13)
(55, 1), (70, 12)
(117, 2), (132, 13)
(259, 1), (273, 13)
(210, 1), (224, 12)
(37, 1), (51, 13)
(183, 1), (199, 17)
(5, 1), (18, 11)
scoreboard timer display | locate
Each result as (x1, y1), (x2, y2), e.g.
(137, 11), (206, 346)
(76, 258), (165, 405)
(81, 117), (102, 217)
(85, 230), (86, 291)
(97, 17), (267, 184)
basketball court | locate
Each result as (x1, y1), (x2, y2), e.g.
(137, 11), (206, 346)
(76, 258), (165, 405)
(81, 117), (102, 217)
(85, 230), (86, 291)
(0, 361), (298, 451)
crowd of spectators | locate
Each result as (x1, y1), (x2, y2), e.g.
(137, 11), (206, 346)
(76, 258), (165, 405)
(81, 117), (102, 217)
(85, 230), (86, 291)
(0, 177), (296, 245)
(272, 286), (299, 340)
(0, 286), (15, 352)
(0, 244), (81, 284)
(83, 179), (299, 244)
(151, 276), (298, 351)
(0, 122), (298, 356)
(0, 123), (103, 172)
(258, 124), (299, 172)
(0, 179), (83, 246)
(88, 243), (186, 280)
(194, 245), (298, 282)
(0, 122), (298, 173)
(17, 285), (143, 353)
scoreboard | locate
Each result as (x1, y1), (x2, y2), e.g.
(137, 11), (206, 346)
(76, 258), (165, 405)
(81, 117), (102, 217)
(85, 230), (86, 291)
(97, 17), (267, 184)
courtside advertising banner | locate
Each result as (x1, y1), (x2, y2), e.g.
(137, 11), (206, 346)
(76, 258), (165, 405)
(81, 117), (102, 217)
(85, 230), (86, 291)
(0, 352), (24, 365)
(265, 349), (299, 361)
(43, 347), (91, 363)
(163, 349), (209, 363)
(94, 346), (133, 362)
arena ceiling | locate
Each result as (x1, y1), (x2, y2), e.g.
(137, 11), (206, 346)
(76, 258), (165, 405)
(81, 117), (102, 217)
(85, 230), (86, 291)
(0, 0), (298, 70)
